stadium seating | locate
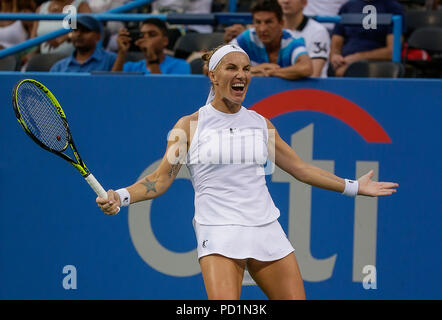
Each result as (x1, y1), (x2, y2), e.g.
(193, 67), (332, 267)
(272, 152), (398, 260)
(407, 26), (442, 52)
(167, 28), (184, 52)
(405, 10), (442, 36)
(189, 57), (204, 74)
(25, 53), (69, 72)
(173, 32), (225, 59)
(404, 27), (442, 77)
(344, 60), (405, 78)
(0, 55), (18, 71)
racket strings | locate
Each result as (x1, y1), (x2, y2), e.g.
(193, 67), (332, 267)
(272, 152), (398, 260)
(17, 82), (68, 152)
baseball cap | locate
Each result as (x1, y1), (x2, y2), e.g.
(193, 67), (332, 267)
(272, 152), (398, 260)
(76, 15), (102, 33)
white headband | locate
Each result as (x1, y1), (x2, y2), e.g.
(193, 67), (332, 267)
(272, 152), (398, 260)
(208, 44), (249, 71)
(206, 44), (249, 104)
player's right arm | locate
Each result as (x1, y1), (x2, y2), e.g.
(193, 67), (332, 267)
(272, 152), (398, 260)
(97, 115), (194, 215)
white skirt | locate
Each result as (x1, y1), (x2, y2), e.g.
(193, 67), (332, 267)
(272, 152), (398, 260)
(193, 219), (294, 261)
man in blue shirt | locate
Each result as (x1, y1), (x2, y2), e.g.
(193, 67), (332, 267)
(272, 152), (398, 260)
(230, 0), (312, 80)
(330, 0), (405, 76)
(112, 18), (190, 75)
(50, 15), (116, 73)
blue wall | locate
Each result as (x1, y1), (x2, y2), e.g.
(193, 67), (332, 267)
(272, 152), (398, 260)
(0, 73), (441, 299)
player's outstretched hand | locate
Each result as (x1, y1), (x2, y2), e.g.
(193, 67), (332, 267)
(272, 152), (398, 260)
(96, 190), (121, 215)
(357, 170), (399, 197)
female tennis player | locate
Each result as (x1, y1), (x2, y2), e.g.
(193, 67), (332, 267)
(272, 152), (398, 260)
(96, 44), (398, 300)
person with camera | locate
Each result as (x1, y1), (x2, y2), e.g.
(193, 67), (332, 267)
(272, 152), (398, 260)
(111, 18), (190, 75)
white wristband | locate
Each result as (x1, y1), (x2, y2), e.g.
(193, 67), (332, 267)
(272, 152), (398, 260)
(116, 188), (130, 207)
(343, 179), (359, 197)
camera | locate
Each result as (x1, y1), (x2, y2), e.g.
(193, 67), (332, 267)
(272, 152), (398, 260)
(128, 29), (143, 52)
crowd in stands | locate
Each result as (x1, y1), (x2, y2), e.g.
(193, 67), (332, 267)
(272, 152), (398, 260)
(0, 0), (440, 78)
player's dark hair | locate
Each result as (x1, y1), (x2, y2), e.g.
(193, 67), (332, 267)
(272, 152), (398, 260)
(251, 0), (283, 22)
(141, 18), (168, 36)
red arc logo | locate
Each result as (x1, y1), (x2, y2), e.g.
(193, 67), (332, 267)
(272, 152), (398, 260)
(249, 89), (391, 143)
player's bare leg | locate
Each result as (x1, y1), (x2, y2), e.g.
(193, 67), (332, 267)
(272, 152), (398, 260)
(247, 252), (306, 300)
(200, 254), (246, 300)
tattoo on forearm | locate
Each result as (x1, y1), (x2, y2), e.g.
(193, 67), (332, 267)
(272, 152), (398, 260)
(168, 164), (180, 178)
(141, 177), (157, 194)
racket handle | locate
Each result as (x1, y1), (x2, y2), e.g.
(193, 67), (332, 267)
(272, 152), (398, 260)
(85, 174), (121, 214)
(85, 173), (108, 199)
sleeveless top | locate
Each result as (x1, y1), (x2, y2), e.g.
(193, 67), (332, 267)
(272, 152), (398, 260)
(186, 104), (280, 226)
(0, 20), (28, 49)
(37, 0), (85, 54)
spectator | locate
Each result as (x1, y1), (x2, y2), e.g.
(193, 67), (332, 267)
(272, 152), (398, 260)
(330, 0), (405, 77)
(87, 0), (131, 51)
(278, 0), (330, 77)
(50, 15), (116, 72)
(223, 24), (247, 44)
(0, 0), (37, 69)
(303, 0), (349, 32)
(0, 0), (36, 49)
(112, 18), (191, 75)
(230, 0), (312, 80)
(30, 0), (92, 55)
(152, 0), (213, 33)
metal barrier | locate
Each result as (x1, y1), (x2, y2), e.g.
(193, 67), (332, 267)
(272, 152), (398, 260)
(0, 9), (403, 62)
(0, 0), (153, 60)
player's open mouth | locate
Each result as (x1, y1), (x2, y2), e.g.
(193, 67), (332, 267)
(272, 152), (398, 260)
(231, 83), (245, 92)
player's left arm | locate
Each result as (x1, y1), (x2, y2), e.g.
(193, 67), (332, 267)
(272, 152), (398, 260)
(266, 119), (399, 197)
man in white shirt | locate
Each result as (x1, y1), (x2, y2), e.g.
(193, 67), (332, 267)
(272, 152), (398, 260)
(303, 0), (349, 31)
(279, 0), (330, 77)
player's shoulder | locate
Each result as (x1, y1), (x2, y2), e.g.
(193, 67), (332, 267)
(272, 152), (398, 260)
(176, 111), (199, 129)
(244, 107), (268, 125)
(186, 111), (199, 122)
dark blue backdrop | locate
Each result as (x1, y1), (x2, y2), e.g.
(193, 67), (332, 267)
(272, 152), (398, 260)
(0, 73), (440, 299)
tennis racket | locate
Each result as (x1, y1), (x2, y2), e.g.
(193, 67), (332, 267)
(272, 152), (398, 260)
(12, 78), (111, 203)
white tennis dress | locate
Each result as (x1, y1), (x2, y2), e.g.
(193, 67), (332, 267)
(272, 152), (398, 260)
(186, 103), (294, 261)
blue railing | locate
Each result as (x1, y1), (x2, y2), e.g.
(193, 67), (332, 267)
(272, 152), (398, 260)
(0, 9), (403, 62)
(0, 0), (153, 59)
